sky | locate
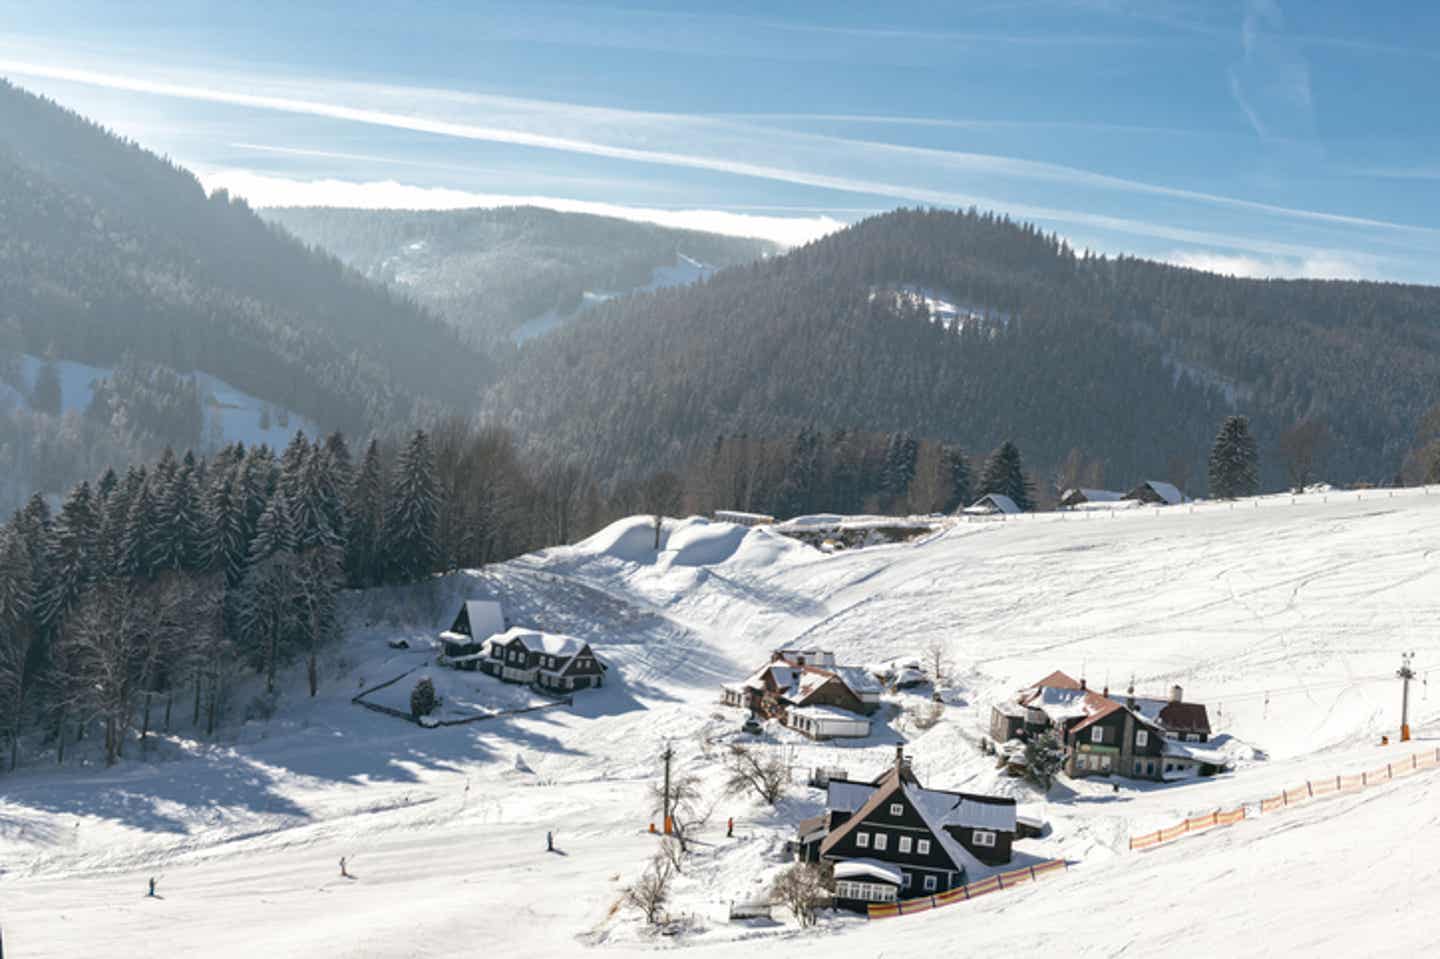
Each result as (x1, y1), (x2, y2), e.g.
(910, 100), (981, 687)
(2, 0), (1439, 282)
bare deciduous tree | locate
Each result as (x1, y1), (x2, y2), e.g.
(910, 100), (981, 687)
(924, 639), (949, 686)
(649, 764), (710, 852)
(771, 862), (833, 927)
(724, 743), (788, 805)
(623, 854), (675, 924)
(1277, 418), (1332, 492)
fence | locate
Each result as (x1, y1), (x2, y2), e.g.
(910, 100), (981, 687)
(867, 858), (1068, 919)
(1130, 747), (1440, 851)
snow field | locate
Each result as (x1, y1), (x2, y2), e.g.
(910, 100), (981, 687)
(3, 490), (1440, 956)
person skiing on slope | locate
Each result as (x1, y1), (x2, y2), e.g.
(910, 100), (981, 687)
(546, 830), (553, 852)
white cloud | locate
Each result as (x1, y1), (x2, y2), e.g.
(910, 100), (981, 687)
(1164, 249), (1374, 280)
(201, 170), (845, 247)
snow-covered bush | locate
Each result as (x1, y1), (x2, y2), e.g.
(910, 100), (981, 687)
(410, 677), (438, 720)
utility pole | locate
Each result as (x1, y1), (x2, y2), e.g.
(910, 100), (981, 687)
(1398, 652), (1416, 743)
(661, 741), (673, 834)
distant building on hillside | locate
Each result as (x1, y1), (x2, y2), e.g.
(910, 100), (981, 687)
(713, 510), (775, 527)
(962, 493), (1021, 515)
(797, 746), (1017, 910)
(1123, 480), (1185, 506)
(721, 648), (881, 739)
(1058, 488), (1124, 508)
(438, 599), (507, 659)
(990, 671), (1228, 782)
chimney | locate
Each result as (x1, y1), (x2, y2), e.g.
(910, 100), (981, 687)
(1170, 684), (1183, 704)
(895, 744), (906, 772)
(1102, 684), (1109, 697)
(1080, 677), (1087, 691)
(1126, 679), (1136, 711)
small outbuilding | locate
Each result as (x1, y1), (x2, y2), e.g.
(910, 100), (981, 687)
(438, 600), (507, 660)
(1058, 488), (1124, 508)
(1124, 480), (1185, 506)
(962, 493), (1021, 515)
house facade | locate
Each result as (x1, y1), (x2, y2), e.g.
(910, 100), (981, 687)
(991, 672), (1226, 782)
(805, 747), (1017, 910)
(448, 627), (606, 694)
(720, 649), (880, 739)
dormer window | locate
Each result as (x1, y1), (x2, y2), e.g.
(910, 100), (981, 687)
(1090, 726), (1104, 743)
(889, 803), (904, 816)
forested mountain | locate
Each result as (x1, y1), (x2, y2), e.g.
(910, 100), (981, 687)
(0, 79), (488, 498)
(263, 206), (778, 345)
(486, 208), (1440, 495)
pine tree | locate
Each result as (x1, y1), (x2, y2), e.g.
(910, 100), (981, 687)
(120, 472), (156, 580)
(1207, 415), (1260, 499)
(345, 439), (386, 588)
(384, 430), (438, 583)
(882, 432), (919, 502)
(150, 456), (204, 573)
(776, 427), (820, 518)
(248, 490), (296, 565)
(978, 441), (1035, 511)
(0, 523), (36, 771)
(37, 482), (98, 632)
(279, 431), (311, 502)
(940, 444), (972, 513)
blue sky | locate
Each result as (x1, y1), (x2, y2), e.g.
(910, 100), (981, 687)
(2, 0), (1439, 280)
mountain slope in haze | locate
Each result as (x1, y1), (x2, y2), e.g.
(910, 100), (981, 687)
(263, 206), (779, 345)
(0, 79), (488, 438)
(484, 207), (1440, 495)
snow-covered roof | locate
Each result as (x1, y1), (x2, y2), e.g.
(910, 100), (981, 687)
(963, 493), (1021, 514)
(831, 666), (883, 695)
(1129, 480), (1184, 506)
(834, 858), (904, 885)
(788, 705), (871, 728)
(993, 700), (1028, 718)
(1161, 739), (1231, 765)
(827, 779), (1015, 832)
(901, 782), (988, 874)
(461, 600), (505, 640)
(1061, 488), (1124, 503)
(493, 627), (586, 659)
(1104, 694), (1210, 734)
(439, 630), (481, 645)
(827, 779), (879, 814)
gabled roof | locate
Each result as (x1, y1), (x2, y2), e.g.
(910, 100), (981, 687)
(493, 627), (587, 659)
(1127, 480), (1184, 505)
(452, 599), (505, 640)
(1060, 488), (1124, 504)
(964, 492), (1021, 514)
(1158, 701), (1211, 735)
(1063, 694), (1128, 735)
(831, 666), (883, 695)
(1030, 670), (1083, 692)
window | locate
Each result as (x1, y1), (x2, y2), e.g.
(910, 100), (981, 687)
(1147, 762), (1156, 776)
(897, 836), (912, 853)
(889, 803), (904, 817)
(1134, 760), (1143, 775)
(901, 873), (912, 889)
(1090, 726), (1104, 743)
(972, 830), (996, 848)
(916, 839), (931, 855)
(855, 832), (869, 849)
(1136, 729), (1149, 748)
(872, 832), (888, 851)
(923, 875), (938, 892)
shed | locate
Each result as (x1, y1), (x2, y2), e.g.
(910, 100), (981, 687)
(1124, 480), (1184, 506)
(962, 493), (1021, 515)
(1058, 488), (1124, 508)
(786, 705), (871, 740)
(439, 599), (506, 657)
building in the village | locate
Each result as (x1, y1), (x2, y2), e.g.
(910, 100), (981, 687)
(720, 649), (881, 739)
(437, 599), (507, 659)
(1123, 480), (1185, 506)
(797, 746), (1017, 910)
(442, 623), (606, 694)
(990, 671), (1228, 781)
(961, 493), (1021, 515)
(1057, 488), (1125, 508)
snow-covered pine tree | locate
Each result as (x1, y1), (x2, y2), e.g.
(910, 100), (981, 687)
(345, 439), (386, 589)
(119, 470), (155, 581)
(149, 456), (205, 574)
(941, 444), (972, 513)
(1207, 415), (1260, 499)
(238, 445), (277, 547)
(0, 522), (35, 770)
(207, 471), (250, 587)
(279, 430), (311, 502)
(248, 489), (296, 565)
(383, 430), (438, 583)
(292, 450), (343, 555)
(978, 440), (1035, 511)
(94, 467), (136, 578)
(37, 481), (98, 633)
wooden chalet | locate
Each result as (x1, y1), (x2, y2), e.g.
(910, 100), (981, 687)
(991, 671), (1227, 782)
(961, 492), (1022, 515)
(801, 747), (1017, 910)
(720, 650), (880, 739)
(449, 626), (606, 693)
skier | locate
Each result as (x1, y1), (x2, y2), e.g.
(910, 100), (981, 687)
(546, 830), (553, 852)
(147, 877), (158, 898)
(727, 817), (734, 838)
(339, 856), (350, 878)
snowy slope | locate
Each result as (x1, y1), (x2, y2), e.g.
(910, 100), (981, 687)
(512, 254), (717, 343)
(3, 493), (1440, 956)
(11, 355), (316, 449)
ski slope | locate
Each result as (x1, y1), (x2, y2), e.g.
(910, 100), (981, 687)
(3, 488), (1439, 957)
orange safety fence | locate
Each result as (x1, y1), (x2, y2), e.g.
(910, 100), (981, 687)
(868, 859), (1069, 919)
(1130, 748), (1440, 852)
(1129, 806), (1245, 851)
